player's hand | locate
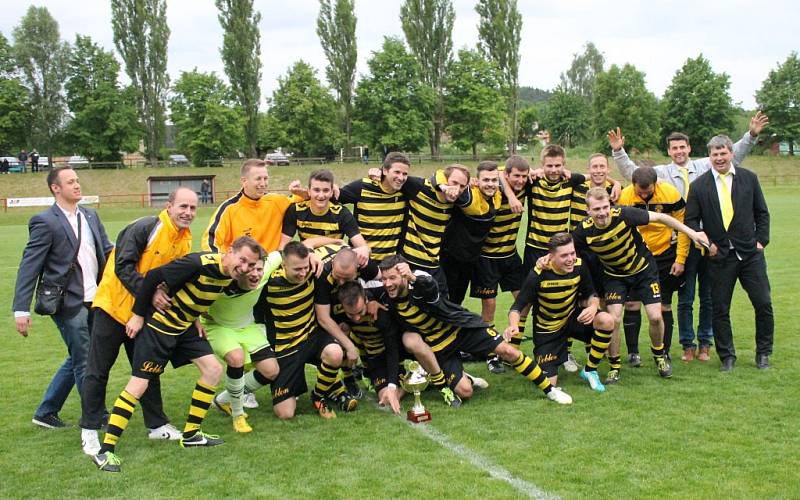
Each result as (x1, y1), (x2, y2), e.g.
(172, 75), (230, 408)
(152, 286), (171, 313)
(366, 300), (387, 321)
(708, 242), (719, 258)
(608, 127), (625, 151)
(577, 304), (597, 325)
(344, 345), (359, 366)
(561, 168), (572, 180)
(15, 315), (32, 337)
(379, 386), (401, 415)
(367, 168), (382, 181)
(195, 319), (207, 339)
(670, 262), (685, 277)
(332, 183), (340, 201)
(535, 254), (551, 270)
(309, 253), (324, 278)
(503, 325), (519, 342)
(529, 168), (544, 182)
(289, 180), (308, 199)
(756, 241), (764, 251)
(353, 246), (370, 267)
(441, 184), (460, 202)
(395, 263), (416, 282)
(508, 194), (523, 214)
(691, 231), (710, 250)
(749, 111), (768, 137)
(609, 181), (622, 203)
(126, 314), (144, 339)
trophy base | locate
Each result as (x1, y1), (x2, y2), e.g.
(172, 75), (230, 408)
(407, 409), (431, 423)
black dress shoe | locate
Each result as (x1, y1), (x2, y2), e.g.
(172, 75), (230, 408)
(756, 354), (771, 370)
(720, 357), (735, 372)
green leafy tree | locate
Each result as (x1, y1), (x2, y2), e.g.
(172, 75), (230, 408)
(169, 69), (244, 166)
(542, 88), (590, 147)
(444, 48), (505, 158)
(266, 61), (340, 157)
(64, 35), (139, 161)
(317, 0), (357, 152)
(216, 0), (261, 158)
(475, 0), (522, 153)
(593, 63), (660, 153)
(756, 51), (800, 154)
(517, 105), (540, 146)
(0, 32), (30, 152)
(111, 0), (170, 165)
(660, 55), (735, 154)
(559, 42), (605, 102)
(352, 37), (434, 153)
(12, 6), (69, 156)
(400, 0), (454, 157)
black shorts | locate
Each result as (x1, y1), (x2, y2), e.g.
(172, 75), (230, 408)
(441, 252), (474, 305)
(583, 253), (606, 299)
(471, 253), (524, 299)
(412, 264), (449, 298)
(653, 253), (685, 304)
(271, 329), (339, 404)
(437, 327), (504, 388)
(532, 315), (595, 377)
(523, 246), (548, 276)
(604, 263), (662, 305)
(250, 345), (277, 363)
(131, 323), (214, 380)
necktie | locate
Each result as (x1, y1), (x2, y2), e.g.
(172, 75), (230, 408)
(679, 167), (690, 198)
(719, 172), (733, 230)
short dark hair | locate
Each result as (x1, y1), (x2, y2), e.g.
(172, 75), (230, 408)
(477, 161), (498, 174)
(309, 168), (334, 186)
(382, 152), (410, 169)
(47, 167), (73, 195)
(444, 164), (470, 182)
(283, 240), (309, 260)
(338, 280), (367, 309)
(230, 235), (266, 259)
(666, 132), (690, 147)
(505, 155), (530, 172)
(547, 232), (574, 253)
(240, 158), (267, 177)
(377, 254), (407, 273)
(540, 144), (565, 162)
(631, 166), (658, 188)
(586, 186), (610, 204)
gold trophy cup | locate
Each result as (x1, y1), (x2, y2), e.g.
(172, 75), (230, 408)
(400, 360), (431, 423)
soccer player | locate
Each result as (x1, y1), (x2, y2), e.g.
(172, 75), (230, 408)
(92, 236), (264, 473)
(281, 169), (371, 264)
(608, 112), (768, 362)
(378, 255), (573, 405)
(80, 187), (197, 455)
(572, 188), (708, 384)
(205, 253), (283, 433)
(505, 233), (614, 392)
(260, 241), (356, 420)
(617, 167), (690, 365)
(570, 153), (619, 229)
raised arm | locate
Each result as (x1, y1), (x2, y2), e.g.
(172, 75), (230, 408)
(609, 127), (637, 181)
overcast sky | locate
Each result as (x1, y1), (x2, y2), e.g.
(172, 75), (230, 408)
(2, 1), (796, 110)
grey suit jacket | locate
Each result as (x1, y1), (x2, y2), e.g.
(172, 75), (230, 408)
(12, 203), (113, 317)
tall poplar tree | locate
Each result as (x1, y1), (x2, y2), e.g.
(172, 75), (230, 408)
(111, 0), (170, 165)
(217, 0), (262, 158)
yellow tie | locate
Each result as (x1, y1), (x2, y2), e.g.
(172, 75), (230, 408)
(719, 172), (734, 230)
(679, 167), (690, 198)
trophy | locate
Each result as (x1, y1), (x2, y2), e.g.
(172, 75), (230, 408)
(400, 360), (431, 423)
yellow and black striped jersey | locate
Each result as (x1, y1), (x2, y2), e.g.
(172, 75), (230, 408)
(262, 267), (316, 356)
(526, 174), (586, 250)
(282, 200), (360, 242)
(570, 179), (614, 230)
(393, 293), (460, 353)
(572, 206), (653, 278)
(481, 187), (527, 258)
(510, 259), (595, 334)
(133, 252), (233, 336)
(338, 177), (406, 262)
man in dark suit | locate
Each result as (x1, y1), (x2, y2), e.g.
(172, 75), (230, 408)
(685, 135), (773, 372)
(13, 167), (113, 428)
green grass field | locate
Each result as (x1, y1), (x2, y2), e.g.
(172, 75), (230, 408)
(0, 162), (798, 498)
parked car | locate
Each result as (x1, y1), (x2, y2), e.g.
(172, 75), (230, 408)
(67, 155), (89, 167)
(169, 154), (190, 166)
(264, 150), (290, 166)
(1, 156), (21, 173)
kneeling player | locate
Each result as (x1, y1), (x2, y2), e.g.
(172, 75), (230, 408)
(505, 233), (614, 392)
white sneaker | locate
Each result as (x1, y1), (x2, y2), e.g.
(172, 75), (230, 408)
(464, 372), (489, 390)
(148, 423), (182, 441)
(563, 353), (580, 373)
(546, 387), (573, 405)
(81, 428), (101, 456)
(243, 392), (259, 409)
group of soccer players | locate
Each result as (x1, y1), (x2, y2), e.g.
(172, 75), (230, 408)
(84, 113), (771, 473)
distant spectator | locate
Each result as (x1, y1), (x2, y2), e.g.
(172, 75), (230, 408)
(200, 179), (211, 204)
(362, 147), (369, 164)
(1, 158), (9, 174)
(18, 149), (28, 173)
(31, 150), (40, 172)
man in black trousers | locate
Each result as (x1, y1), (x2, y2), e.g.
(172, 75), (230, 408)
(685, 135), (773, 371)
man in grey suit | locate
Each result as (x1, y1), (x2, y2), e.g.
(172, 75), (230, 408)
(13, 167), (113, 428)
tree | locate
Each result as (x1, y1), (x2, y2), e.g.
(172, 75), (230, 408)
(756, 52), (800, 154)
(476, 0), (522, 153)
(111, 0), (170, 165)
(400, 0), (454, 157)
(216, 0), (261, 158)
(559, 42), (605, 102)
(444, 48), (505, 158)
(265, 61), (340, 157)
(169, 70), (244, 166)
(63, 35), (139, 161)
(660, 55), (735, 154)
(12, 6), (69, 156)
(592, 64), (660, 153)
(352, 37), (434, 154)
(316, 0), (357, 152)
(542, 88), (590, 147)
(517, 105), (540, 147)
(0, 32), (30, 153)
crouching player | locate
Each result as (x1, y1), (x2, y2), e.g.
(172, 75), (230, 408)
(93, 236), (264, 472)
(505, 233), (614, 393)
(206, 252), (283, 433)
